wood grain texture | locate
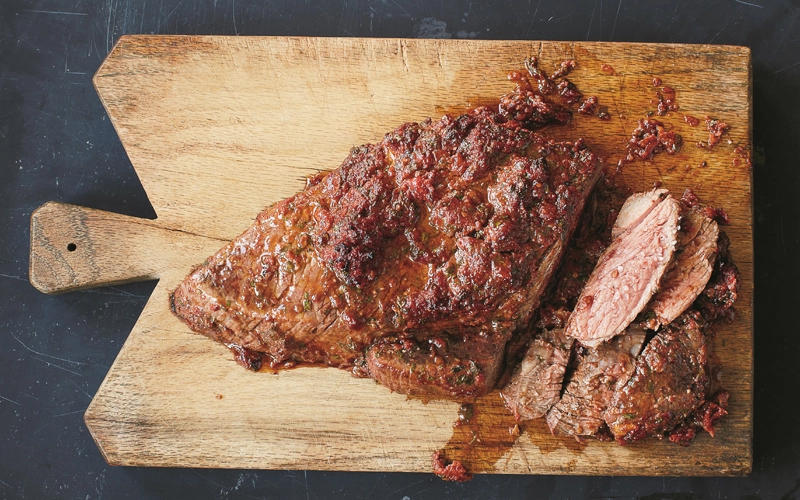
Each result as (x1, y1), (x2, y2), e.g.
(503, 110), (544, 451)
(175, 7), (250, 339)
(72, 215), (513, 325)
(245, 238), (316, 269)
(31, 36), (752, 475)
(29, 202), (226, 294)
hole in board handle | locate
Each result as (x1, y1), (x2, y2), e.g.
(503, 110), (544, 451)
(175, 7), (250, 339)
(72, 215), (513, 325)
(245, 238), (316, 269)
(67, 243), (77, 252)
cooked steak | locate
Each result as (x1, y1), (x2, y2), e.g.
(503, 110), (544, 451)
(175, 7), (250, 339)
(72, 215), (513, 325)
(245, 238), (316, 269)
(565, 189), (680, 347)
(500, 328), (574, 420)
(545, 327), (646, 439)
(502, 186), (738, 447)
(171, 84), (603, 397)
(604, 312), (709, 445)
(645, 208), (719, 329)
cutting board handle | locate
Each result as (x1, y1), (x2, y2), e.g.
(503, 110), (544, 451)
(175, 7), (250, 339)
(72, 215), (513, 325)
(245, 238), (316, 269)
(29, 202), (167, 294)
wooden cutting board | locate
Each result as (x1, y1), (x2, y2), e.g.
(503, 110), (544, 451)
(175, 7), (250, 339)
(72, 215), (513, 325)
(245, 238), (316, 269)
(28, 36), (753, 476)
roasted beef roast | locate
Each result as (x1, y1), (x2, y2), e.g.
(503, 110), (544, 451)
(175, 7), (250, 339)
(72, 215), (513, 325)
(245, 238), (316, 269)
(171, 84), (603, 397)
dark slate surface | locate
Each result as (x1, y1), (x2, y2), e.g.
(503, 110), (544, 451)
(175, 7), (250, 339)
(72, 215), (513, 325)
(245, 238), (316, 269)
(1, 1), (798, 498)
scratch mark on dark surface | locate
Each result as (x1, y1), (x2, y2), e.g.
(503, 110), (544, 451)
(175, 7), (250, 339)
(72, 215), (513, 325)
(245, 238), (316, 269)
(0, 273), (25, 282)
(109, 286), (149, 297)
(763, 60), (800, 77)
(0, 479), (10, 489)
(23, 9), (88, 15)
(639, 493), (701, 500)
(304, 470), (310, 500)
(525, 0), (542, 37)
(33, 422), (51, 435)
(781, 477), (800, 500)
(734, 0), (763, 6)
(33, 357), (82, 376)
(366, 474), (382, 497)
(598, 0), (603, 39)
(68, 380), (93, 399)
(106, 0), (114, 53)
(390, 0), (411, 17)
(233, 0), (239, 35)
(51, 409), (85, 418)
(610, 0), (622, 40)
(79, 288), (148, 299)
(708, 23), (727, 43)
(0, 395), (22, 406)
(586, 0), (598, 40)
(189, 470), (265, 500)
(10, 332), (86, 365)
(157, 0), (185, 31)
(385, 478), (428, 496)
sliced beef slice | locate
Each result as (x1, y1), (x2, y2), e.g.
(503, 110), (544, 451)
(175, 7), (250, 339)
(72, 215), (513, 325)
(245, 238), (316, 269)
(644, 209), (719, 328)
(565, 190), (680, 347)
(604, 312), (709, 445)
(500, 328), (574, 420)
(545, 327), (646, 439)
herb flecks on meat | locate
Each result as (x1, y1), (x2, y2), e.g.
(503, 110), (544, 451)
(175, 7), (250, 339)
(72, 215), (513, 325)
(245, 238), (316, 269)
(171, 69), (603, 399)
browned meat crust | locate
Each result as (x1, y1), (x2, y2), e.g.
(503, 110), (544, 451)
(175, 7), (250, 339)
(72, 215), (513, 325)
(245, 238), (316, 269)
(694, 231), (740, 322)
(604, 312), (709, 445)
(667, 390), (730, 445)
(498, 184), (625, 424)
(363, 329), (509, 397)
(171, 82), (603, 397)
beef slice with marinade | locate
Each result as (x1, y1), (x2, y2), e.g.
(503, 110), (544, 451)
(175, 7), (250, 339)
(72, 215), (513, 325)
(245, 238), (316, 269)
(605, 312), (710, 445)
(545, 327), (646, 439)
(500, 328), (574, 420)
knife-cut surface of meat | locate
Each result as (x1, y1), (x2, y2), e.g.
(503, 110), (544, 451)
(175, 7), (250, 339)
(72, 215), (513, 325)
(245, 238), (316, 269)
(644, 208), (719, 329)
(500, 328), (574, 420)
(565, 189), (680, 347)
(545, 327), (646, 439)
(171, 85), (603, 397)
(610, 188), (669, 239)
